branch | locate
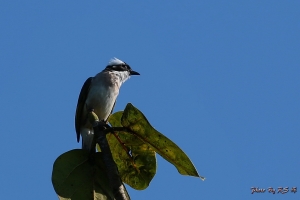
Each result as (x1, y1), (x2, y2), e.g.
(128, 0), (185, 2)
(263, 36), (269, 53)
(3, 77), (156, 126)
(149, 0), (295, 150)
(102, 127), (130, 134)
(94, 124), (130, 200)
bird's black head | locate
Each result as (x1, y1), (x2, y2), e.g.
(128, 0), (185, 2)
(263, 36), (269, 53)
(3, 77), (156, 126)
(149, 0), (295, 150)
(104, 58), (140, 75)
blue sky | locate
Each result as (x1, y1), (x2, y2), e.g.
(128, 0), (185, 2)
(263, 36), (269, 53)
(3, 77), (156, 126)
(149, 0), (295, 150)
(0, 1), (299, 199)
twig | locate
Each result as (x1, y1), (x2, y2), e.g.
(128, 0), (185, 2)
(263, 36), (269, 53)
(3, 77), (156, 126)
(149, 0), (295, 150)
(94, 124), (130, 200)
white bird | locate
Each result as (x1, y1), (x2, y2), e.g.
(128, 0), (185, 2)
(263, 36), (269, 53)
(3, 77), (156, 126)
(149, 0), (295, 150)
(75, 58), (140, 151)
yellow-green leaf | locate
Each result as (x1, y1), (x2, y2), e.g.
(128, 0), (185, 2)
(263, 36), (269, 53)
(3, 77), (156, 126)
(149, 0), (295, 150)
(107, 111), (157, 190)
(122, 103), (205, 180)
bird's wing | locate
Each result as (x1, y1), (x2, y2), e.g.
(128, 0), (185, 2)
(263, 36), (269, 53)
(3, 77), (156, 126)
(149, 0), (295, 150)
(75, 77), (93, 142)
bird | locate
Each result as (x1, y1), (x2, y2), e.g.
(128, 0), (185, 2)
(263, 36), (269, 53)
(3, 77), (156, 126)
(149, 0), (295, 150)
(75, 58), (140, 151)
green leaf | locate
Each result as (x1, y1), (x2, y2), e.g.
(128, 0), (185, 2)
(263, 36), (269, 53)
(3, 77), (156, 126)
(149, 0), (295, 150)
(108, 111), (124, 127)
(122, 103), (205, 180)
(52, 149), (130, 200)
(106, 112), (157, 190)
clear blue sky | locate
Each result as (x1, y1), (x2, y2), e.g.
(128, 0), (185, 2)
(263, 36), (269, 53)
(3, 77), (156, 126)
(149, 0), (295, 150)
(0, 1), (299, 199)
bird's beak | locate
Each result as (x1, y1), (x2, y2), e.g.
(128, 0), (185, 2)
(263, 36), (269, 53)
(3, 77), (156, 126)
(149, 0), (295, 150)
(130, 70), (140, 75)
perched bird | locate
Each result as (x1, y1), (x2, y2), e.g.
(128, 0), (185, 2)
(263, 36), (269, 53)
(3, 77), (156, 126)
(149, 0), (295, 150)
(75, 58), (140, 151)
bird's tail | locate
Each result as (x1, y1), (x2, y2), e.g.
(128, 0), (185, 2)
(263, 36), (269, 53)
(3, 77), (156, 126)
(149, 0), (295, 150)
(80, 128), (95, 151)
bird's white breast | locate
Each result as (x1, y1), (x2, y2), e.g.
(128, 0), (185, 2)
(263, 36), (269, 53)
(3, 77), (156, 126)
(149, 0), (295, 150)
(85, 77), (119, 121)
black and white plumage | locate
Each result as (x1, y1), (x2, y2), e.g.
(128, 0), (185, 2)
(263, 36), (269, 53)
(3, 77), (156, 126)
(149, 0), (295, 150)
(75, 58), (140, 151)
